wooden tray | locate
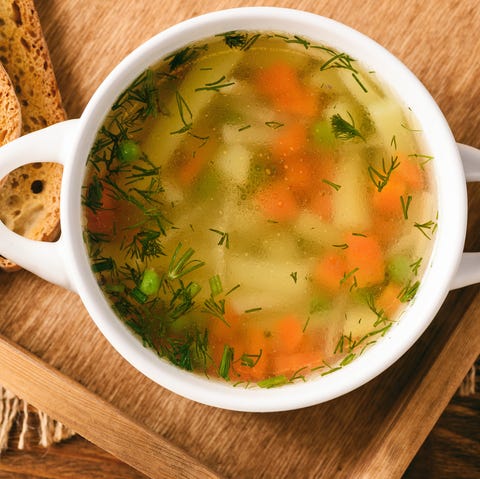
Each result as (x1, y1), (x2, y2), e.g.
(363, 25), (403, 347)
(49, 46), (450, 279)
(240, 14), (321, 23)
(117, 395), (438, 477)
(1, 1), (479, 477)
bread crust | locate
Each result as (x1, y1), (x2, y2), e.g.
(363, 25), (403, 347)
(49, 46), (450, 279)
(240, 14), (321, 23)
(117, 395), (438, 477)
(0, 0), (66, 272)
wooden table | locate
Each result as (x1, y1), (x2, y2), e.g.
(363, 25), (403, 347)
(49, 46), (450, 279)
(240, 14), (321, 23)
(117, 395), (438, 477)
(0, 0), (479, 478)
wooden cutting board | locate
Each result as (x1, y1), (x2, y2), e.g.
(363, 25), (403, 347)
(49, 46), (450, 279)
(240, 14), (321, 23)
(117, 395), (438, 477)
(1, 0), (479, 477)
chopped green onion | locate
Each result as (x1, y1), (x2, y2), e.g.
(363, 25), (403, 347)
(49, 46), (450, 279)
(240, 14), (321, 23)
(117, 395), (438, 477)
(219, 345), (234, 380)
(139, 268), (161, 296)
(257, 375), (289, 389)
(209, 274), (223, 296)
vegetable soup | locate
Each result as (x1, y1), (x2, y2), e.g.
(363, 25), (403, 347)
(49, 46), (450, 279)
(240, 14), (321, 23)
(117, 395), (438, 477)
(82, 31), (437, 388)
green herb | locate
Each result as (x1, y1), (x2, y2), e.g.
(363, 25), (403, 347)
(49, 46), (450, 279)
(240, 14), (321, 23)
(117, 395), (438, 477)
(171, 91), (193, 134)
(209, 274), (223, 296)
(130, 287), (148, 304)
(352, 232), (367, 237)
(202, 295), (228, 326)
(331, 113), (365, 141)
(413, 220), (437, 239)
(165, 45), (206, 71)
(265, 121), (284, 129)
(409, 153), (434, 168)
(219, 345), (234, 380)
(302, 316), (311, 333)
(238, 124), (251, 131)
(209, 228), (230, 248)
(217, 31), (261, 50)
(257, 375), (289, 388)
(398, 280), (420, 302)
(112, 69), (158, 120)
(340, 267), (359, 286)
(239, 350), (262, 368)
(245, 307), (262, 314)
(410, 257), (423, 275)
(290, 271), (298, 283)
(322, 178), (342, 191)
(368, 155), (400, 192)
(91, 257), (115, 273)
(365, 293), (390, 327)
(400, 195), (412, 219)
(125, 230), (164, 261)
(167, 243), (205, 280)
(289, 367), (307, 383)
(333, 243), (349, 249)
(195, 75), (235, 92)
(279, 34), (311, 49)
(225, 284), (241, 296)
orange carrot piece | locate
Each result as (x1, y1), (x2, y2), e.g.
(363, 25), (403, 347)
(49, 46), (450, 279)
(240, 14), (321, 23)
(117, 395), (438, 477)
(377, 283), (403, 318)
(396, 153), (425, 190)
(272, 123), (307, 159)
(282, 154), (315, 194)
(86, 189), (116, 234)
(309, 186), (333, 220)
(371, 174), (406, 218)
(345, 234), (385, 287)
(275, 314), (304, 353)
(256, 181), (299, 222)
(232, 325), (271, 382)
(313, 252), (347, 293)
(256, 62), (317, 117)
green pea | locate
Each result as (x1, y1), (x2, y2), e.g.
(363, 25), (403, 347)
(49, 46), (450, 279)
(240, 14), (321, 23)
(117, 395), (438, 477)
(387, 255), (411, 284)
(118, 139), (141, 163)
(311, 120), (336, 148)
(139, 268), (161, 296)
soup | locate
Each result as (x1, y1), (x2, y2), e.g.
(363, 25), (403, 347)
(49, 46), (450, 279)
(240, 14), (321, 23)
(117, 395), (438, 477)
(82, 31), (437, 388)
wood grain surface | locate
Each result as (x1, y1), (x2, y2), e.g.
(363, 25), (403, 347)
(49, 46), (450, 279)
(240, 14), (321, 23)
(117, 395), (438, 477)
(0, 0), (479, 478)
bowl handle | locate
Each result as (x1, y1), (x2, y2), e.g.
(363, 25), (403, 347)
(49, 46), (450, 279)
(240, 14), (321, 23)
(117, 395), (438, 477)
(450, 143), (480, 289)
(0, 120), (79, 291)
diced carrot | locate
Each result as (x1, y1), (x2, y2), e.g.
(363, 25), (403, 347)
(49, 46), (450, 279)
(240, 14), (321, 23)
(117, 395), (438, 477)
(256, 181), (299, 222)
(232, 325), (272, 382)
(345, 234), (385, 287)
(377, 282), (403, 318)
(86, 189), (117, 234)
(371, 174), (406, 218)
(275, 314), (304, 353)
(282, 154), (315, 194)
(309, 186), (333, 220)
(255, 62), (317, 117)
(274, 351), (322, 377)
(272, 123), (307, 159)
(313, 252), (348, 293)
(396, 152), (425, 190)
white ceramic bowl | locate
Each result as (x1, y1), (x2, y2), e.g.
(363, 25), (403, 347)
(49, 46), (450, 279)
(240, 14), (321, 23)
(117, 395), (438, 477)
(0, 7), (479, 412)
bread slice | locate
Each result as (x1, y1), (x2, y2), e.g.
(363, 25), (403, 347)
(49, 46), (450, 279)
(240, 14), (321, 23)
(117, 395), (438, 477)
(0, 0), (66, 271)
(0, 62), (21, 144)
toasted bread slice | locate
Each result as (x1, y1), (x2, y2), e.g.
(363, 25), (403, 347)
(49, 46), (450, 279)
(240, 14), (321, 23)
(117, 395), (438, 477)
(0, 0), (66, 271)
(0, 62), (21, 144)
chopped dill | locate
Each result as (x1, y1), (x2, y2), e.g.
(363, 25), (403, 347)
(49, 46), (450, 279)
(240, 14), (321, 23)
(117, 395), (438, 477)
(322, 178), (342, 191)
(333, 243), (349, 249)
(239, 349), (262, 368)
(398, 280), (420, 302)
(410, 257), (423, 275)
(331, 112), (365, 141)
(244, 307), (262, 314)
(209, 228), (230, 248)
(414, 220), (437, 239)
(217, 31), (261, 50)
(195, 75), (235, 92)
(290, 271), (298, 283)
(400, 195), (413, 220)
(238, 124), (251, 131)
(265, 121), (284, 129)
(368, 155), (400, 192)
